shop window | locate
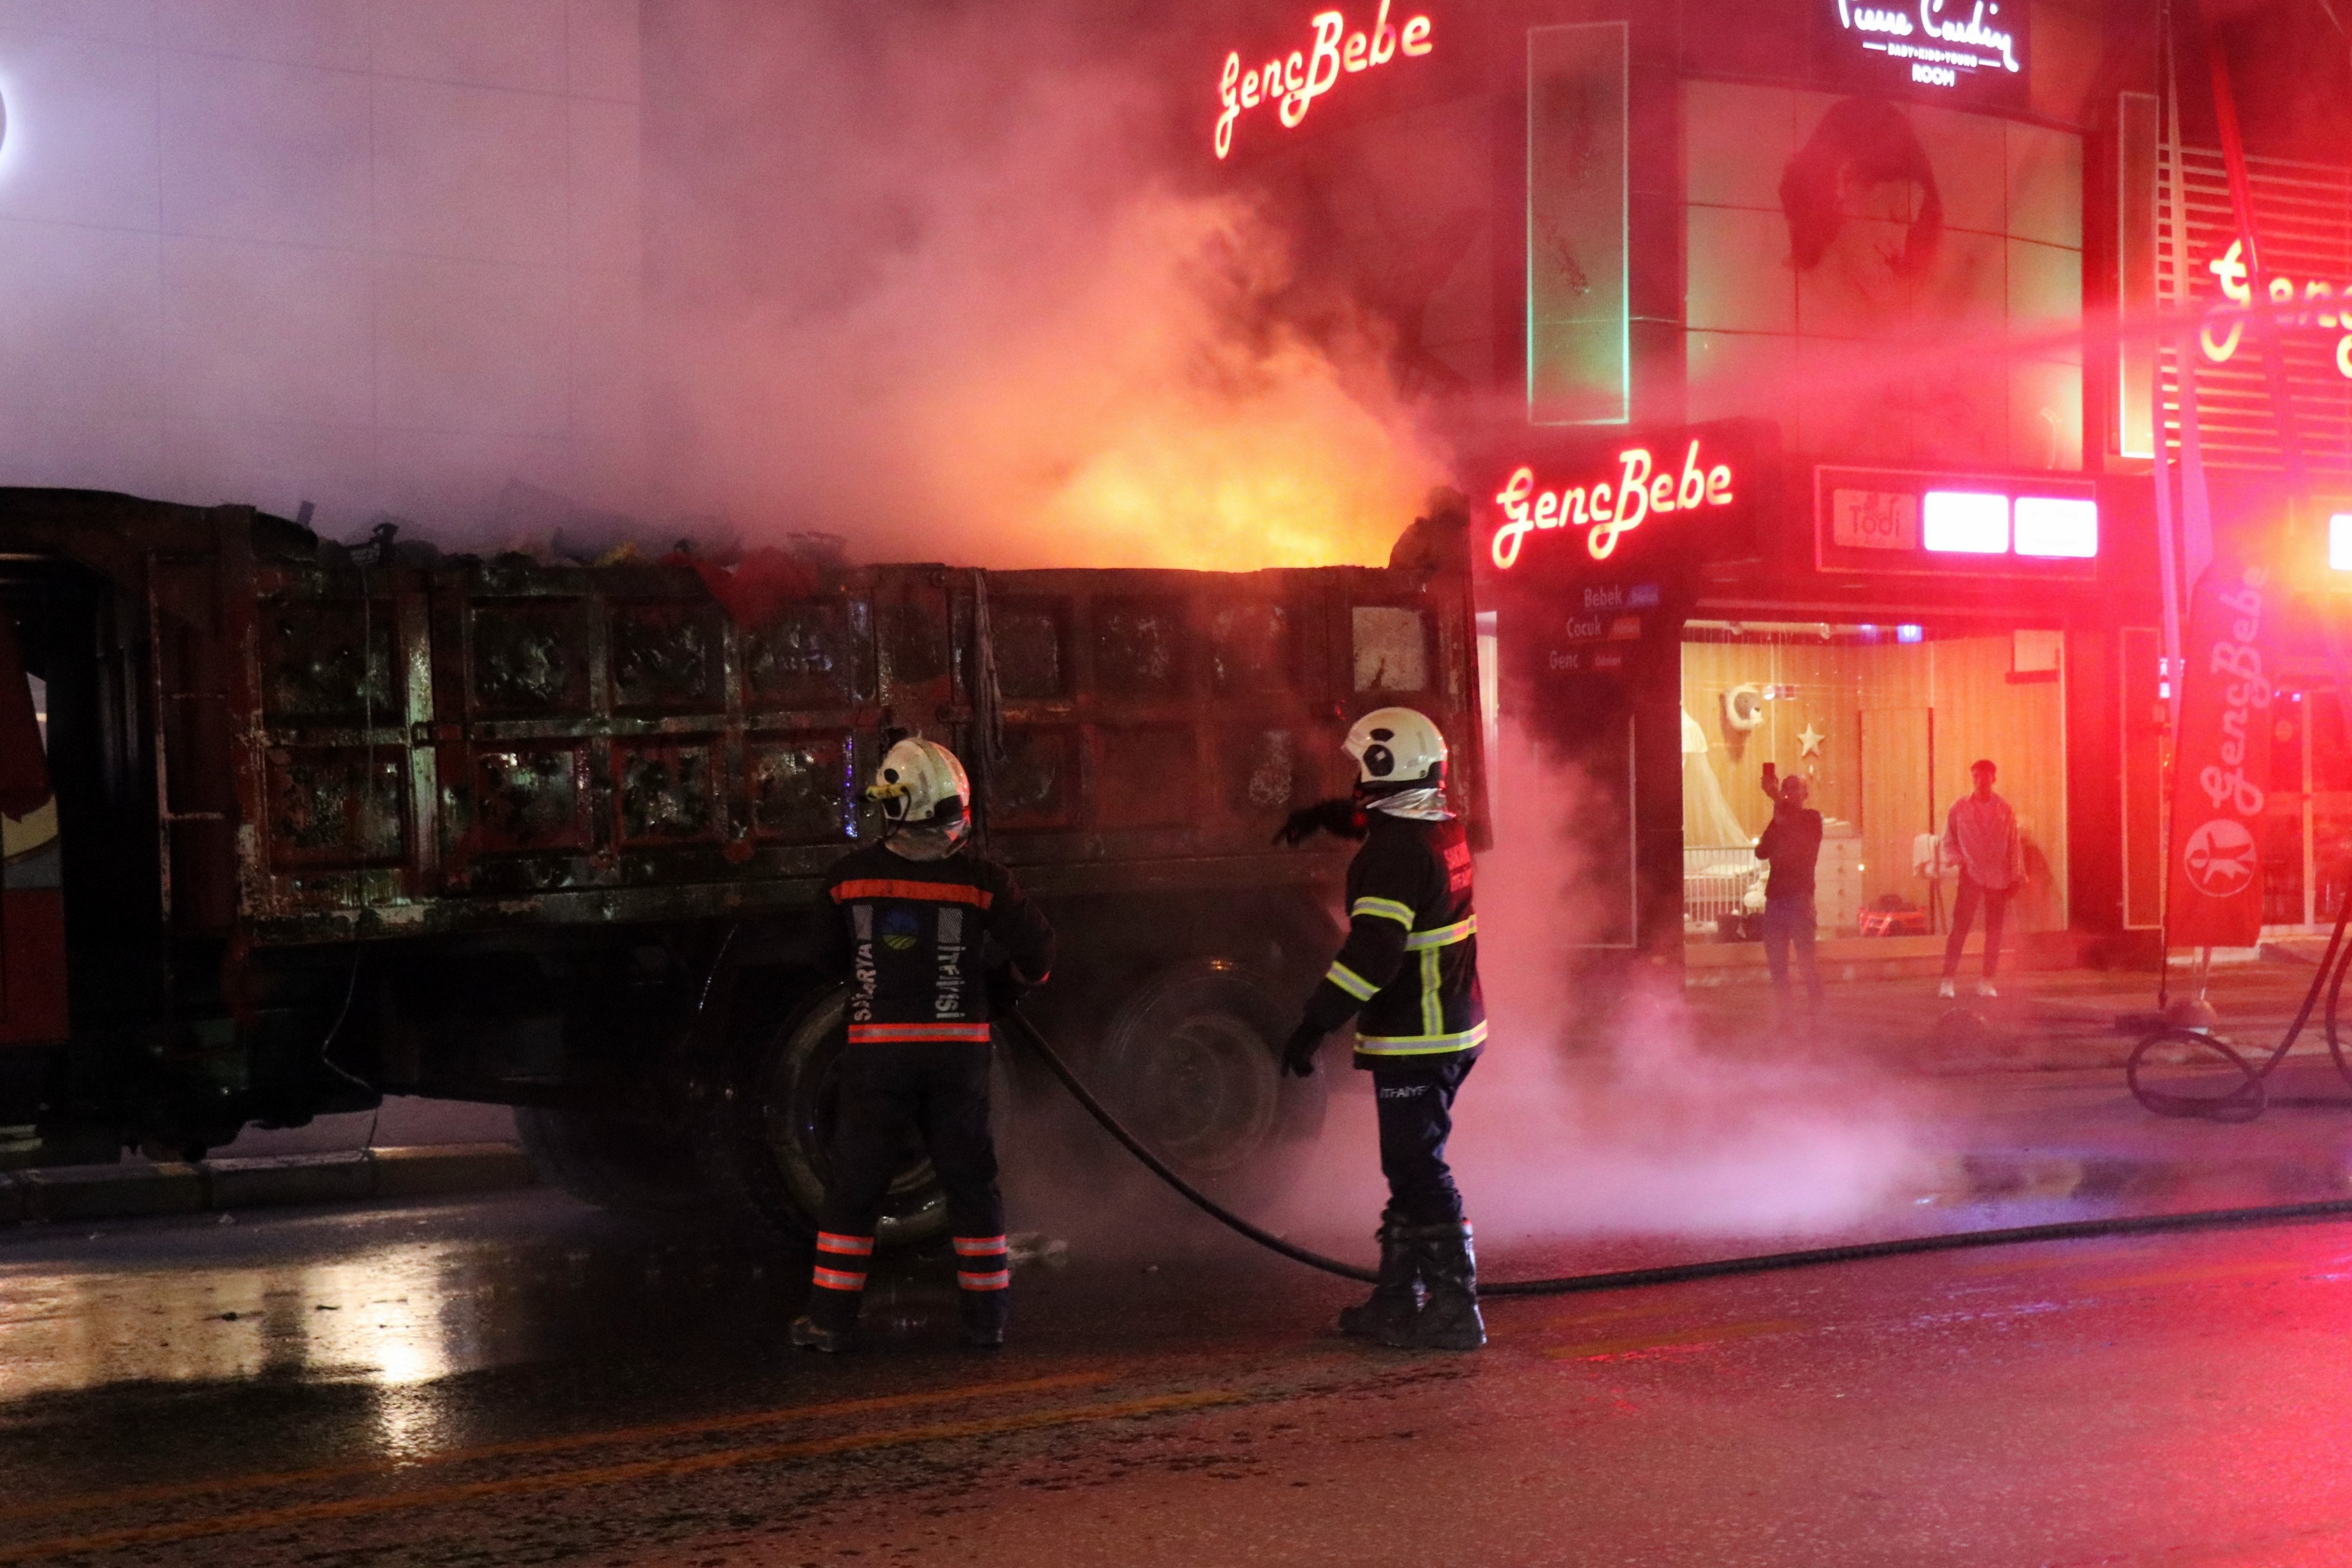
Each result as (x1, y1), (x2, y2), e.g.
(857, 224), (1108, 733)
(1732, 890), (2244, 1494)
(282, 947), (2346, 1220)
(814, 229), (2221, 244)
(1682, 83), (2085, 472)
(1679, 621), (2069, 942)
(1526, 22), (1628, 426)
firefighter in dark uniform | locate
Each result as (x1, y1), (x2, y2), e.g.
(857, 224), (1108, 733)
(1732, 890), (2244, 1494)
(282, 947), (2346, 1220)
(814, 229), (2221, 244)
(790, 738), (1054, 1354)
(1278, 707), (1486, 1351)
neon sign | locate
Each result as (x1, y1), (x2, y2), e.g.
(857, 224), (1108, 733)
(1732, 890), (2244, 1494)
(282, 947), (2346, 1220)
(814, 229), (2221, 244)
(1490, 440), (1737, 570)
(2196, 240), (2352, 382)
(1826, 0), (2023, 94)
(1214, 2), (1434, 161)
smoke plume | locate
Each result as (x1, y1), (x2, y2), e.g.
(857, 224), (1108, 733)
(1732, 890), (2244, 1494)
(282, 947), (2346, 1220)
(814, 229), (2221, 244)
(643, 0), (1446, 571)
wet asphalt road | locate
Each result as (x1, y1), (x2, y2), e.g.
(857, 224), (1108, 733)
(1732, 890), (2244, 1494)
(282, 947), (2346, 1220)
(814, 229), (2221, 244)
(2, 1188), (2350, 1566)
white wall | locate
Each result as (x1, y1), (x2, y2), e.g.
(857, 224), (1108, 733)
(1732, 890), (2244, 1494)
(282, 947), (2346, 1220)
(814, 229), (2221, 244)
(0, 0), (642, 539)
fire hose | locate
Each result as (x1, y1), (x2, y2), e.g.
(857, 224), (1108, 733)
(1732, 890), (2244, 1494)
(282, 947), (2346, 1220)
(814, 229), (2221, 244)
(2126, 885), (2352, 1122)
(999, 1009), (2352, 1298)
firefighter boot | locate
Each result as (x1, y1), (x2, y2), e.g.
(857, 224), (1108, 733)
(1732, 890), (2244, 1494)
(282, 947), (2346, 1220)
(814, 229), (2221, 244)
(790, 1286), (861, 1354)
(959, 1289), (1010, 1350)
(1337, 1211), (1421, 1340)
(1382, 1221), (1485, 1351)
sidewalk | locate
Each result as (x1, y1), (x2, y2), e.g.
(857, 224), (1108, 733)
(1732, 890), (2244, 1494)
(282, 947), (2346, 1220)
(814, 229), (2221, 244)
(0, 1144), (536, 1226)
(1690, 960), (2352, 1212)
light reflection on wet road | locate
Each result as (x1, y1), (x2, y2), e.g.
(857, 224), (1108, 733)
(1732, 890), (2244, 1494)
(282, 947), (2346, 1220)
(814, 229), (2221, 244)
(3, 1191), (2352, 1565)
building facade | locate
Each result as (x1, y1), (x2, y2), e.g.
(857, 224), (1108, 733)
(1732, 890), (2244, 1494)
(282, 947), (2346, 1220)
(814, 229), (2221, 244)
(1208, 0), (2351, 969)
(0, 1), (644, 539)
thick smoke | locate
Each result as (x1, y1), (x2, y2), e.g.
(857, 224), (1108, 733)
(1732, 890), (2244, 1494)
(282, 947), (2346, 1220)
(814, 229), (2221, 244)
(643, 0), (1446, 571)
(1008, 725), (1936, 1262)
(1257, 726), (1932, 1249)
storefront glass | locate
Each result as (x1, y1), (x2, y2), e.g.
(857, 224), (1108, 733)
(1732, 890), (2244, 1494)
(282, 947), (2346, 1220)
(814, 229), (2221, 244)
(1680, 621), (2069, 941)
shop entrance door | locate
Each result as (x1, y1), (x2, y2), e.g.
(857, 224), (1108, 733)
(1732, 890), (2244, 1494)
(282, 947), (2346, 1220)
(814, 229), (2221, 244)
(1859, 707), (1934, 927)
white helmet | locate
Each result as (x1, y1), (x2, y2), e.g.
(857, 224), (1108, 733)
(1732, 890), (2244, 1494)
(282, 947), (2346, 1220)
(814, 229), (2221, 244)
(866, 737), (970, 828)
(1343, 707), (1448, 792)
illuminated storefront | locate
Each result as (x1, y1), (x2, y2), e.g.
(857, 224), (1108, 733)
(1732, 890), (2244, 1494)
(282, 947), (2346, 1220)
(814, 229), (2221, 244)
(1203, 0), (2188, 970)
(1202, 0), (2352, 968)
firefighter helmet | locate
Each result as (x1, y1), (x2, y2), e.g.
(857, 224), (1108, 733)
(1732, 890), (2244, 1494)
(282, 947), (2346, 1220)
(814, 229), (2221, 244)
(1343, 707), (1448, 792)
(866, 737), (970, 828)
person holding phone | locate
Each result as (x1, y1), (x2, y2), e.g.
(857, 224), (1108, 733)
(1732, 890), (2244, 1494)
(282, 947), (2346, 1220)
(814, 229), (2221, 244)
(1756, 762), (1826, 1014)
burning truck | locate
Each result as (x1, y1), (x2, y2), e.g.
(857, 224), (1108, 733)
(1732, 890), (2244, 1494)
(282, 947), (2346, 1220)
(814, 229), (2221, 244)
(0, 488), (1484, 1241)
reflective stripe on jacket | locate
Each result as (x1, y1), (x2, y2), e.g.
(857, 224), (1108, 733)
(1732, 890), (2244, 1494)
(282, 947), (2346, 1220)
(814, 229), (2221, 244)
(818, 842), (1055, 1044)
(1303, 813), (1486, 1065)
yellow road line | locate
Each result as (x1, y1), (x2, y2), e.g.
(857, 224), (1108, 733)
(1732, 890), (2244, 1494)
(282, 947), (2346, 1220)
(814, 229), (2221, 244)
(2082, 1260), (2341, 1291)
(1545, 1319), (1808, 1361)
(1542, 1303), (1685, 1333)
(0, 1389), (1244, 1564)
(0, 1370), (1115, 1528)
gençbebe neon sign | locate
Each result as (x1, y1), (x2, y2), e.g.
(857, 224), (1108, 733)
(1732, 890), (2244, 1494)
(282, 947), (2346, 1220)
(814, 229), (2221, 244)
(1214, 2), (1434, 161)
(2196, 240), (2352, 382)
(1490, 441), (1738, 571)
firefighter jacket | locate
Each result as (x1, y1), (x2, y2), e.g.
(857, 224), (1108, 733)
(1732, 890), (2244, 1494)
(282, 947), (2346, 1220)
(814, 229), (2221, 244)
(1302, 811), (1486, 1066)
(817, 842), (1055, 1045)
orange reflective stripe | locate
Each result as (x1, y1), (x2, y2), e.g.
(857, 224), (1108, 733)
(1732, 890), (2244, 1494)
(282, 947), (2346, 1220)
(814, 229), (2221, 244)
(952, 1236), (1009, 1256)
(830, 879), (995, 908)
(816, 1232), (874, 1256)
(811, 1267), (866, 1291)
(847, 1023), (994, 1043)
(956, 1270), (1011, 1291)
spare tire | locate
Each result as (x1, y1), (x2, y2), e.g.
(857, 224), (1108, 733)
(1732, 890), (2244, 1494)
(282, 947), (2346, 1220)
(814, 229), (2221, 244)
(1091, 959), (1326, 1182)
(704, 983), (953, 1248)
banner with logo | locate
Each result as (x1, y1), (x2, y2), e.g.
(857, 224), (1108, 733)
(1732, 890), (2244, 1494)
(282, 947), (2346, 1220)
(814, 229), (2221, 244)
(2164, 561), (2274, 948)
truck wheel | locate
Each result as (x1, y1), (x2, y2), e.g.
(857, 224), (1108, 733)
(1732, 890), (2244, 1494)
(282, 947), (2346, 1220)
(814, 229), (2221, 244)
(712, 983), (949, 1248)
(515, 1105), (711, 1219)
(1093, 959), (1326, 1181)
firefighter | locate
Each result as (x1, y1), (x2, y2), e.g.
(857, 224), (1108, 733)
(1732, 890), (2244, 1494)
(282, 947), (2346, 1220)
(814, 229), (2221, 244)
(1277, 707), (1486, 1351)
(790, 737), (1054, 1354)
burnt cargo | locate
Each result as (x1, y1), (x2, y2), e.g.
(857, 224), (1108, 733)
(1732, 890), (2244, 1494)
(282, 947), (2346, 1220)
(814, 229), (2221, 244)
(0, 488), (1485, 1238)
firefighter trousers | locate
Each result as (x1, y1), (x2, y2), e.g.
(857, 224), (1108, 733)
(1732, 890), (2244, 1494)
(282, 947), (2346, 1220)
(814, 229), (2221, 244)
(1371, 1054), (1476, 1226)
(814, 1039), (1007, 1294)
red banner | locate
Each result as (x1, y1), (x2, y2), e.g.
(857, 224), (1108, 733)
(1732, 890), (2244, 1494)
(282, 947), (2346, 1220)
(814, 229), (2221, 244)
(2165, 562), (2275, 948)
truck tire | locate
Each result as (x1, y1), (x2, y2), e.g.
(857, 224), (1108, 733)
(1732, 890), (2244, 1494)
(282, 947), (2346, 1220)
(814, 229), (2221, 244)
(1092, 959), (1326, 1182)
(707, 983), (950, 1248)
(515, 1105), (711, 1219)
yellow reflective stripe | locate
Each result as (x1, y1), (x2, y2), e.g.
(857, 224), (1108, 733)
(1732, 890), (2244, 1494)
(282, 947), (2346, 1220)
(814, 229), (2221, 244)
(1350, 896), (1416, 928)
(1355, 1022), (1491, 1054)
(1403, 915), (1477, 950)
(1420, 948), (1441, 1034)
(1324, 962), (1380, 1002)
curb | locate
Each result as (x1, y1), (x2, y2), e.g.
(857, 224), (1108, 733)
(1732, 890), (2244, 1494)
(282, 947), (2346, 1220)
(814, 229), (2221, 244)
(0, 1143), (536, 1226)
(1922, 1149), (2352, 1208)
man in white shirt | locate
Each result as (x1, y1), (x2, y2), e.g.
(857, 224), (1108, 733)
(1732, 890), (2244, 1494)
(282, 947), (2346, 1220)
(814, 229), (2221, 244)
(1939, 759), (2022, 998)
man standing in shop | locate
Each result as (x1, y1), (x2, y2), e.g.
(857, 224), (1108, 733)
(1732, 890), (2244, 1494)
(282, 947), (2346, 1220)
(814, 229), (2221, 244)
(1938, 758), (2022, 999)
(1756, 762), (1826, 1013)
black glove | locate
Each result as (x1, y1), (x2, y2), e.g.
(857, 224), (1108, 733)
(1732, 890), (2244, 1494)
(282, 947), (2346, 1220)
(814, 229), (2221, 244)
(1274, 797), (1367, 846)
(1281, 1021), (1327, 1078)
(986, 966), (1033, 1015)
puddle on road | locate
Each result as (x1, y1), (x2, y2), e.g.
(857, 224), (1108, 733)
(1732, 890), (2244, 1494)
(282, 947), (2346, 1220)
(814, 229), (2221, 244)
(0, 1209), (808, 1406)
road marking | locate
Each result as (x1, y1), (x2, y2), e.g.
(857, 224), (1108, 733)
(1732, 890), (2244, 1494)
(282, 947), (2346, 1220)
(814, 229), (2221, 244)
(1544, 1319), (1807, 1361)
(0, 1389), (1244, 1564)
(1541, 1303), (1686, 1332)
(2082, 1259), (2345, 1291)
(0, 1370), (1116, 1528)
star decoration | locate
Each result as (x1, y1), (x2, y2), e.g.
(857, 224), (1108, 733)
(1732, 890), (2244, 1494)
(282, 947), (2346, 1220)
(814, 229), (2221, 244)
(1797, 724), (1826, 757)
